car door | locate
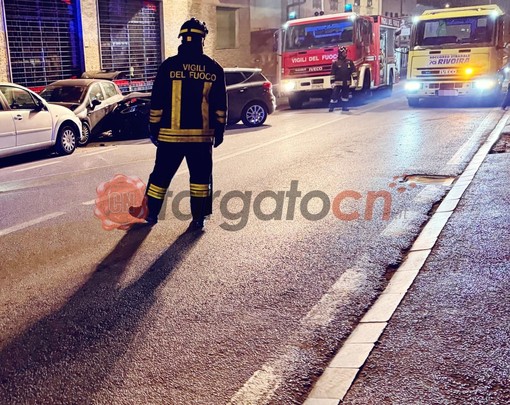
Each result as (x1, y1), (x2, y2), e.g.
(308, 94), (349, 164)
(86, 82), (107, 132)
(0, 94), (16, 152)
(225, 71), (249, 123)
(0, 85), (52, 147)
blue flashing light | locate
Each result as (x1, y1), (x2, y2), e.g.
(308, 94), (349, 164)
(289, 10), (297, 19)
(344, 4), (353, 12)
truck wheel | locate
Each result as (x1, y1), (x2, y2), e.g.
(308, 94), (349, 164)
(407, 98), (420, 107)
(288, 95), (303, 109)
(55, 123), (78, 155)
(361, 72), (372, 98)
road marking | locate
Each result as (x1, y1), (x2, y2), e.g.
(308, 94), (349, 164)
(0, 212), (65, 237)
(447, 110), (499, 165)
(80, 148), (117, 157)
(13, 160), (61, 173)
(381, 210), (420, 237)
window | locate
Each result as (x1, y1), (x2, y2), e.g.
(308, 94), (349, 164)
(330, 0), (339, 11)
(0, 87), (37, 110)
(102, 82), (119, 98)
(217, 7), (237, 49)
(89, 84), (105, 103)
(225, 72), (245, 86)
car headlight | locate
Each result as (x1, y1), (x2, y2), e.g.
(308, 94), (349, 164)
(405, 81), (421, 91)
(282, 80), (296, 93)
(474, 78), (497, 90)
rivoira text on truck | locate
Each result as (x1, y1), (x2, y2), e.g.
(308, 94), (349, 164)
(276, 12), (400, 109)
(405, 4), (509, 107)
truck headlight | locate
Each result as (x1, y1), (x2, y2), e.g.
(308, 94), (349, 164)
(282, 80), (297, 93)
(474, 78), (496, 90)
(405, 81), (421, 91)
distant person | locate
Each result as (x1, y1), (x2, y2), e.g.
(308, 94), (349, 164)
(131, 18), (227, 231)
(329, 46), (355, 112)
(502, 82), (510, 110)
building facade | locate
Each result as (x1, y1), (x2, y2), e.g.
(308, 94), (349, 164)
(0, 0), (251, 91)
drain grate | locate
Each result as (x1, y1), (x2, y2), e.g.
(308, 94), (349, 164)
(490, 133), (510, 154)
(403, 175), (456, 186)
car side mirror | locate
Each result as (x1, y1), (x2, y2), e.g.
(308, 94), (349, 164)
(32, 100), (45, 112)
(90, 99), (101, 109)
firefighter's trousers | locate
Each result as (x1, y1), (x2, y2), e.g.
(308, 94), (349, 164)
(329, 82), (350, 109)
(146, 143), (213, 222)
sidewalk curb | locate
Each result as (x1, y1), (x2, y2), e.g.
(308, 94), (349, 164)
(304, 111), (510, 404)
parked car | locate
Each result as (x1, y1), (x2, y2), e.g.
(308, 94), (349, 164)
(225, 67), (276, 127)
(39, 79), (124, 146)
(109, 67), (276, 132)
(0, 83), (81, 159)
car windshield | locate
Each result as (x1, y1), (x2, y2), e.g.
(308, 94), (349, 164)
(413, 16), (495, 47)
(284, 20), (353, 51)
(39, 85), (85, 103)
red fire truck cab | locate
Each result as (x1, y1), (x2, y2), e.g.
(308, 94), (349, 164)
(277, 13), (400, 109)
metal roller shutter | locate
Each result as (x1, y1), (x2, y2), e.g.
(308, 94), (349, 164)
(3, 0), (84, 89)
(98, 0), (162, 92)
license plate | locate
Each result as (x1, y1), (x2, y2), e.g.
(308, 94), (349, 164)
(438, 89), (458, 96)
(440, 69), (456, 75)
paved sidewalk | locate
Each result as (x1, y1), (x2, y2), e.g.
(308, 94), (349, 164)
(306, 122), (510, 404)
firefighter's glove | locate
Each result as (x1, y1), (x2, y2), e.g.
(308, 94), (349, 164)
(214, 132), (224, 148)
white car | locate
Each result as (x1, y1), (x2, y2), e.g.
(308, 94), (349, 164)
(0, 83), (82, 159)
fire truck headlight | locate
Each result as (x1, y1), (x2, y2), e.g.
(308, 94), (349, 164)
(474, 78), (497, 90)
(283, 80), (297, 93)
(405, 81), (421, 91)
(464, 67), (474, 76)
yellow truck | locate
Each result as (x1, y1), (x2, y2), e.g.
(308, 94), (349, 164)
(405, 5), (508, 107)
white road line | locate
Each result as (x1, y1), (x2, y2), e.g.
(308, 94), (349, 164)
(447, 110), (499, 165)
(230, 259), (369, 404)
(80, 148), (116, 157)
(13, 160), (62, 173)
(0, 212), (65, 237)
(381, 210), (420, 237)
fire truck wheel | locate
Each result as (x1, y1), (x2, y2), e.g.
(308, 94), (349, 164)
(407, 98), (420, 107)
(288, 95), (303, 109)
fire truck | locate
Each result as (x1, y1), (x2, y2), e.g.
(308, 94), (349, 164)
(277, 12), (400, 109)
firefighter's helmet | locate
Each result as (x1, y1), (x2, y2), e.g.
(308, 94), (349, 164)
(178, 18), (208, 40)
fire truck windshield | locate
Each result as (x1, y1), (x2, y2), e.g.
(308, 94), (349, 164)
(284, 20), (353, 51)
(413, 16), (495, 48)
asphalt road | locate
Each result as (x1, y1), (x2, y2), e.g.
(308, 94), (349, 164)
(0, 87), (505, 404)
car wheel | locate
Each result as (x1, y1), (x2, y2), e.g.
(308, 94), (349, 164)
(241, 101), (268, 127)
(78, 123), (91, 146)
(55, 123), (77, 155)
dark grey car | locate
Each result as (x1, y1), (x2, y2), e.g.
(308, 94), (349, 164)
(225, 68), (276, 127)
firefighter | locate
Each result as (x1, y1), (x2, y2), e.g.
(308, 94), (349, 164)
(137, 18), (227, 231)
(329, 46), (355, 112)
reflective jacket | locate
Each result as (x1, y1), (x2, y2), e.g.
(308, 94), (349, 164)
(149, 48), (227, 143)
(331, 58), (355, 86)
